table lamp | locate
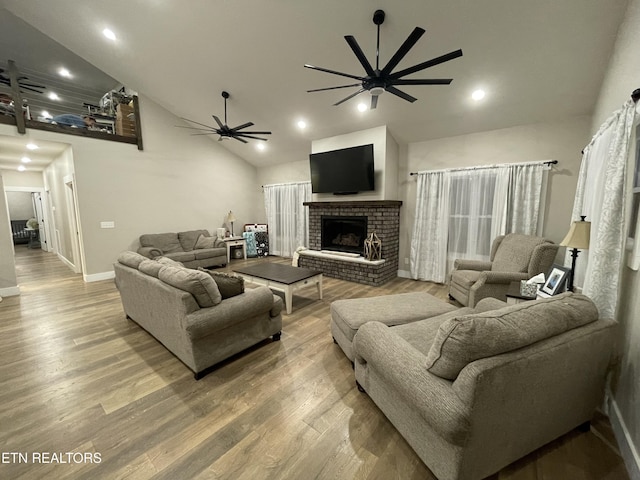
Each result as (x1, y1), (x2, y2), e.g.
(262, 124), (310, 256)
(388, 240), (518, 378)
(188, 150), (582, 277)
(560, 215), (591, 292)
(227, 211), (237, 237)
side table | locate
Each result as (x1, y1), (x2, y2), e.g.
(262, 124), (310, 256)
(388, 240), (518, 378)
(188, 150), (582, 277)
(505, 281), (537, 305)
(223, 236), (247, 262)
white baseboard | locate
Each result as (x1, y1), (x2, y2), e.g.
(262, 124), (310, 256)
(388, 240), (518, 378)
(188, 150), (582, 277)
(84, 271), (115, 283)
(57, 253), (79, 273)
(397, 269), (411, 279)
(0, 285), (20, 297)
(609, 394), (640, 480)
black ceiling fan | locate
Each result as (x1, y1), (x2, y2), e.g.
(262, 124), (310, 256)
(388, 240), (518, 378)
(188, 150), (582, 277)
(178, 91), (271, 143)
(0, 68), (46, 94)
(305, 10), (462, 109)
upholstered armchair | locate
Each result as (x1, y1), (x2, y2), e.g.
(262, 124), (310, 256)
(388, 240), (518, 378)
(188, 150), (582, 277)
(448, 233), (559, 307)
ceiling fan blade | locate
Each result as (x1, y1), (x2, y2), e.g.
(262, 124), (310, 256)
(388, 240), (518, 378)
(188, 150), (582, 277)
(333, 88), (366, 106)
(231, 136), (248, 144)
(307, 83), (362, 93)
(181, 117), (219, 130)
(381, 27), (425, 76)
(344, 35), (376, 77)
(19, 86), (44, 93)
(385, 86), (417, 103)
(304, 64), (363, 81)
(230, 122), (254, 132)
(239, 131), (272, 135)
(189, 133), (217, 136)
(370, 95), (378, 110)
(175, 125), (217, 132)
(391, 78), (453, 86)
(389, 49), (463, 79)
(235, 134), (269, 141)
(212, 115), (225, 129)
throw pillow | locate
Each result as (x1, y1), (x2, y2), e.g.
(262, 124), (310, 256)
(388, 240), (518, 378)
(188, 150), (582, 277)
(155, 256), (185, 268)
(195, 234), (216, 249)
(117, 251), (147, 269)
(425, 292), (598, 380)
(158, 265), (222, 307)
(198, 268), (244, 299)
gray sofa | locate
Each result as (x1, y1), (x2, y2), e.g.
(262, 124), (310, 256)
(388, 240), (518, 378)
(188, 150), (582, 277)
(114, 251), (283, 379)
(137, 229), (227, 269)
(352, 292), (616, 480)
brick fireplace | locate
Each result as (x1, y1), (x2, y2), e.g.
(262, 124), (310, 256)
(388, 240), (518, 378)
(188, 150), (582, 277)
(299, 200), (402, 286)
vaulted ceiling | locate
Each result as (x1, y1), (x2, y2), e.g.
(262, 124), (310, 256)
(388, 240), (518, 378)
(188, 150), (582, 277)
(0, 0), (630, 170)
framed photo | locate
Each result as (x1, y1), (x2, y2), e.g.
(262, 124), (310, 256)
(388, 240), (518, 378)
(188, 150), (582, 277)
(541, 264), (570, 296)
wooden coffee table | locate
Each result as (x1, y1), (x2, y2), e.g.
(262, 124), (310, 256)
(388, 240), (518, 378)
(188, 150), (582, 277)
(233, 263), (323, 314)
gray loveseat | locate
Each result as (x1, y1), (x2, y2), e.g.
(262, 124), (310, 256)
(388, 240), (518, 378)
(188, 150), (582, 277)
(114, 251), (283, 379)
(137, 229), (227, 269)
(352, 292), (616, 480)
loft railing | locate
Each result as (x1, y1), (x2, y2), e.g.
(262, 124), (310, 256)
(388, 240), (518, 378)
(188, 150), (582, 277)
(0, 60), (143, 150)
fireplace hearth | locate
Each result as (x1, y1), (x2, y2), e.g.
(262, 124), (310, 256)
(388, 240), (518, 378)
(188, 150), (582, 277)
(321, 216), (367, 255)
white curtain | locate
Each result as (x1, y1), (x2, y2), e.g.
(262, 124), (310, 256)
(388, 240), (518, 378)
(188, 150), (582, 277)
(567, 100), (636, 318)
(410, 171), (450, 282)
(410, 162), (546, 283)
(263, 182), (311, 257)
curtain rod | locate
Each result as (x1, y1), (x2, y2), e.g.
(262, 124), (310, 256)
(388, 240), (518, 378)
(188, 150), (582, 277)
(409, 160), (557, 176)
(261, 181), (311, 188)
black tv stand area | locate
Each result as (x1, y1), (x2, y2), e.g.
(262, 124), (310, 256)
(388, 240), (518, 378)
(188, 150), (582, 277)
(333, 192), (358, 196)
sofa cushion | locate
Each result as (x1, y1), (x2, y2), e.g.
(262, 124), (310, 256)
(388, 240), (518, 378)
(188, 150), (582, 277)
(117, 251), (147, 269)
(199, 268), (244, 299)
(425, 292), (599, 380)
(164, 251), (197, 263)
(194, 248), (226, 260)
(158, 265), (222, 307)
(140, 232), (183, 254)
(179, 230), (210, 251)
(138, 259), (164, 277)
(195, 234), (216, 249)
(155, 256), (184, 267)
(450, 270), (481, 289)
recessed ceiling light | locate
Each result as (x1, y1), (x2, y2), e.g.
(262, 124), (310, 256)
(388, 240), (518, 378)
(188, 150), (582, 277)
(21, 156), (31, 163)
(26, 143), (39, 150)
(472, 89), (486, 101)
(58, 67), (71, 78)
(103, 28), (116, 41)
(41, 110), (51, 118)
(48, 92), (60, 101)
(357, 103), (368, 112)
(256, 143), (266, 151)
(297, 120), (307, 130)
(17, 165), (26, 172)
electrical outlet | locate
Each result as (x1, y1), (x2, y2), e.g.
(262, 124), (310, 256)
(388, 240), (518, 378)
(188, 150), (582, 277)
(100, 221), (115, 229)
(404, 257), (409, 265)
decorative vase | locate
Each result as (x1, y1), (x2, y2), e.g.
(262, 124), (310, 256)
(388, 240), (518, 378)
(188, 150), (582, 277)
(364, 232), (382, 261)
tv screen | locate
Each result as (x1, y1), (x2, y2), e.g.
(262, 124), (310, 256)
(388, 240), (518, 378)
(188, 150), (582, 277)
(309, 144), (375, 194)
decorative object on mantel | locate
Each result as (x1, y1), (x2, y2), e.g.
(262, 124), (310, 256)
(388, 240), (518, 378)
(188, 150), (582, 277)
(364, 232), (382, 261)
(560, 215), (591, 292)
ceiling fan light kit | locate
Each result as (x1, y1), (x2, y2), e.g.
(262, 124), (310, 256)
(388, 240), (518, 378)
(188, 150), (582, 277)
(305, 9), (462, 109)
(178, 91), (271, 144)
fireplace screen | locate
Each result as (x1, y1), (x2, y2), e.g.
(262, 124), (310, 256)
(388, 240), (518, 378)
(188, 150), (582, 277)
(321, 216), (368, 255)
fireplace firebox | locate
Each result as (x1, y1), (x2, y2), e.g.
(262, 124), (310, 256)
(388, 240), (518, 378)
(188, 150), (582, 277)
(321, 216), (367, 255)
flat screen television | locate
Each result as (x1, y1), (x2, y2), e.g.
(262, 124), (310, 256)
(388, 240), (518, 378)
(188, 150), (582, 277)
(309, 144), (375, 194)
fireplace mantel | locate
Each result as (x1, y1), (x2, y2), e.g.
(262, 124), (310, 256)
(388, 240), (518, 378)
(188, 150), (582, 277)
(304, 200), (402, 208)
(300, 200), (401, 286)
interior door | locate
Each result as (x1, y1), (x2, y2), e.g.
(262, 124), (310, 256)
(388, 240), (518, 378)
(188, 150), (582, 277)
(33, 192), (47, 251)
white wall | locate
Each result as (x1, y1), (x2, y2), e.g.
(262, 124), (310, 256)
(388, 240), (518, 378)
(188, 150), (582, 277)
(310, 125), (399, 202)
(0, 173), (18, 296)
(1, 170), (44, 188)
(0, 93), (261, 278)
(6, 191), (34, 219)
(591, 0), (640, 477)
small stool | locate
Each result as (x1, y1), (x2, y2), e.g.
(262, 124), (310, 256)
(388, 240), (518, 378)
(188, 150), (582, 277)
(330, 292), (458, 361)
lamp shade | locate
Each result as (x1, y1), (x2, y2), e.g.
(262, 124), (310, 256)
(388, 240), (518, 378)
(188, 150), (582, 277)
(560, 219), (591, 249)
(227, 211), (237, 223)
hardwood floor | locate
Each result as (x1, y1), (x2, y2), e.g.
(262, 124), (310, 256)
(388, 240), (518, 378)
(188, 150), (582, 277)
(0, 247), (629, 479)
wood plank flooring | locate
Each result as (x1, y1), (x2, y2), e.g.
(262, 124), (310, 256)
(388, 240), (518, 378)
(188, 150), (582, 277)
(0, 247), (630, 479)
